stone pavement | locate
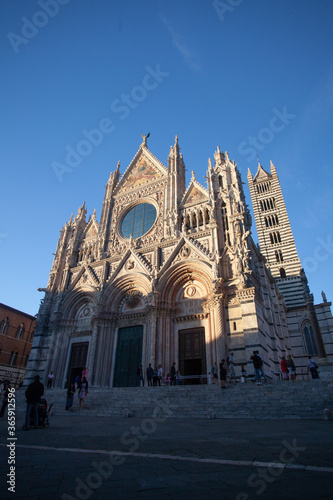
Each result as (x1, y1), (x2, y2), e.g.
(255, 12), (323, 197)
(0, 411), (332, 500)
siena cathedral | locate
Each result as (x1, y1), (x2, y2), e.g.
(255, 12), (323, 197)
(25, 135), (333, 387)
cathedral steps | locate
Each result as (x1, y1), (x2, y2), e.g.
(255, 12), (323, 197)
(15, 379), (333, 420)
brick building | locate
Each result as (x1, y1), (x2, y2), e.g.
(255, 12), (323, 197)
(0, 303), (35, 387)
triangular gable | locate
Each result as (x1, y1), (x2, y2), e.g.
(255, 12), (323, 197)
(182, 182), (208, 207)
(108, 248), (153, 284)
(116, 147), (167, 194)
(158, 235), (212, 278)
(253, 164), (272, 183)
(82, 218), (99, 240)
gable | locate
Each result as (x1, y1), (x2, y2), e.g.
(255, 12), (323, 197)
(118, 154), (165, 194)
(183, 184), (208, 206)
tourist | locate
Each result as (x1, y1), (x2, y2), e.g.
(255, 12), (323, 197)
(170, 362), (176, 385)
(78, 377), (88, 408)
(158, 365), (163, 386)
(165, 373), (170, 386)
(74, 374), (80, 390)
(81, 367), (89, 379)
(47, 371), (54, 388)
(176, 370), (181, 385)
(251, 351), (267, 385)
(146, 363), (153, 386)
(24, 375), (44, 430)
(307, 356), (319, 379)
(286, 354), (296, 380)
(219, 359), (227, 389)
(281, 356), (288, 380)
(137, 365), (144, 387)
(228, 353), (237, 383)
(65, 383), (75, 411)
(153, 366), (158, 386)
(240, 364), (247, 383)
(211, 362), (218, 383)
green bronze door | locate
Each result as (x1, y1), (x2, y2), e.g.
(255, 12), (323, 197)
(113, 325), (143, 387)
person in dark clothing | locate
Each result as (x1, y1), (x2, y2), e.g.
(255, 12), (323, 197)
(219, 359), (227, 389)
(137, 365), (144, 387)
(24, 375), (44, 430)
(251, 351), (267, 384)
(146, 364), (153, 386)
(170, 362), (176, 385)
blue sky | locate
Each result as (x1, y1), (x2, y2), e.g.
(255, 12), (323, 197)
(1, 0), (333, 315)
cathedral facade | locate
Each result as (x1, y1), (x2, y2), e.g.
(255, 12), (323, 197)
(25, 136), (333, 387)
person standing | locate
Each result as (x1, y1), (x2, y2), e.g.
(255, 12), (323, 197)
(78, 377), (88, 408)
(251, 351), (267, 385)
(170, 362), (176, 386)
(228, 353), (237, 383)
(157, 365), (163, 386)
(286, 355), (296, 380)
(307, 356), (319, 379)
(24, 375), (44, 430)
(47, 371), (54, 389)
(219, 359), (227, 389)
(65, 383), (75, 411)
(146, 364), (153, 386)
(211, 362), (218, 384)
(137, 365), (144, 387)
(281, 356), (289, 380)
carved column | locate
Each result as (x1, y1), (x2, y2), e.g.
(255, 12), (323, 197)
(88, 320), (99, 385)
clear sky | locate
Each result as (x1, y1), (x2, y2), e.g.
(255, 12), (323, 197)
(1, 0), (333, 316)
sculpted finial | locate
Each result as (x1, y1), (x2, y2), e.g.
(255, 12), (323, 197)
(141, 132), (150, 147)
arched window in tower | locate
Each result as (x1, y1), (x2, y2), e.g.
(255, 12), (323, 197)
(277, 232), (281, 243)
(279, 250), (283, 262)
(270, 233), (274, 244)
(303, 322), (318, 356)
(279, 268), (286, 278)
(8, 351), (14, 365)
(12, 352), (18, 366)
(265, 217), (268, 228)
(275, 251), (280, 262)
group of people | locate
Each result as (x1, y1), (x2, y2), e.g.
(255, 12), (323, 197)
(137, 362), (181, 386)
(65, 367), (89, 411)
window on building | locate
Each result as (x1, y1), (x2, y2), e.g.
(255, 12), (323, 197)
(280, 268), (286, 278)
(1, 317), (9, 335)
(303, 322), (318, 356)
(8, 351), (14, 365)
(121, 203), (157, 239)
(25, 355), (29, 367)
(233, 322), (237, 331)
(16, 323), (25, 340)
(12, 352), (18, 366)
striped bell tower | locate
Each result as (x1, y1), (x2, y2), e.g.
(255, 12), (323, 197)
(247, 161), (307, 309)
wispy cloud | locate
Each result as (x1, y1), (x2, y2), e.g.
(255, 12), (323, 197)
(160, 14), (201, 72)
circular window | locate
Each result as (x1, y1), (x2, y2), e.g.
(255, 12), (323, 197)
(121, 203), (157, 239)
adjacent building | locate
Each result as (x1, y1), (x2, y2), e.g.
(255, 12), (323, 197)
(0, 303), (35, 387)
(24, 136), (333, 387)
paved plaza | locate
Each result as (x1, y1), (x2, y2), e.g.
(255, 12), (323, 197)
(0, 410), (332, 500)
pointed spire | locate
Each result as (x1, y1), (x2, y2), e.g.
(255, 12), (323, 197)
(191, 170), (196, 181)
(174, 134), (179, 155)
(247, 168), (253, 179)
(270, 160), (276, 173)
(68, 214), (73, 224)
(208, 158), (212, 170)
(92, 208), (97, 219)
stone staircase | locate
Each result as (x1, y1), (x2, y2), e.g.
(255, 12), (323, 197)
(15, 379), (333, 420)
